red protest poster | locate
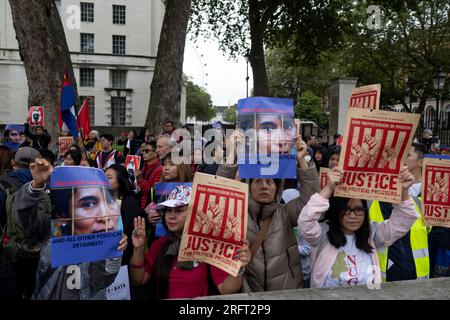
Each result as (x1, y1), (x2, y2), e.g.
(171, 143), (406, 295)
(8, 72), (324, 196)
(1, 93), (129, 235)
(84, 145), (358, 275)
(178, 173), (248, 276)
(422, 156), (450, 228)
(28, 106), (45, 127)
(319, 167), (330, 189)
(58, 137), (74, 156)
(334, 108), (419, 203)
(125, 155), (141, 172)
(349, 84), (381, 110)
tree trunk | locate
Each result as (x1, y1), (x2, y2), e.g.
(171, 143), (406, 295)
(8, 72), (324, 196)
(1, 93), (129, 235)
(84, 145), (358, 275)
(145, 0), (191, 132)
(9, 0), (78, 147)
(248, 0), (270, 97)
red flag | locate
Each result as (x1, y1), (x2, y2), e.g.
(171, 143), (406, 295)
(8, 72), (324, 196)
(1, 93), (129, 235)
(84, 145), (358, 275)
(77, 97), (91, 140)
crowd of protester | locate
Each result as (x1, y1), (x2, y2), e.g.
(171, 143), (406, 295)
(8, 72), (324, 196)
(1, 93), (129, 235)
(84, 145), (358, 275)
(0, 118), (449, 300)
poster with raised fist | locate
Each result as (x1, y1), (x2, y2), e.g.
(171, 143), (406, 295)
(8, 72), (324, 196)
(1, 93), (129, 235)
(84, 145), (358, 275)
(335, 108), (419, 203)
(422, 155), (450, 228)
(178, 173), (248, 276)
(28, 106), (45, 127)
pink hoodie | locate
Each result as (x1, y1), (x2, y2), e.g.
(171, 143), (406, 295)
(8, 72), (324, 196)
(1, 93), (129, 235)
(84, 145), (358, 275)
(298, 193), (419, 288)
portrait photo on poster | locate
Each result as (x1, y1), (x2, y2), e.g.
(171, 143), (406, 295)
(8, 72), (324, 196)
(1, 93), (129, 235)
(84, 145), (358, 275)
(237, 97), (297, 179)
(49, 166), (123, 267)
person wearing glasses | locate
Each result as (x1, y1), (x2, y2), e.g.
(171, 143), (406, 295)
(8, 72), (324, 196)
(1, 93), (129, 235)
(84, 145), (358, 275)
(136, 142), (162, 209)
(298, 166), (418, 288)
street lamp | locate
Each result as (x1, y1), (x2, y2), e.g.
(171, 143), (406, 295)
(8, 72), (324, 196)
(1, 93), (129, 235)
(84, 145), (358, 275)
(432, 65), (446, 137)
(245, 52), (250, 98)
(406, 76), (415, 112)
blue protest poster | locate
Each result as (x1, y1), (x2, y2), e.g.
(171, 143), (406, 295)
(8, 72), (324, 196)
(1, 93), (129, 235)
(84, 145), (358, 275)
(5, 124), (25, 133)
(237, 97), (297, 179)
(50, 166), (123, 267)
(152, 182), (192, 237)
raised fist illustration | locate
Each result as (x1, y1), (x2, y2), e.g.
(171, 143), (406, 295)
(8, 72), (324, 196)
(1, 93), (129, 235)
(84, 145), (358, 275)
(223, 213), (238, 240)
(349, 144), (364, 167)
(362, 135), (379, 168)
(378, 145), (397, 170)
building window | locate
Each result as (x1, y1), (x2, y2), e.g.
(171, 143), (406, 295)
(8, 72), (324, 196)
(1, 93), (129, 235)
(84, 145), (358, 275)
(111, 70), (127, 88)
(79, 96), (95, 125)
(79, 68), (95, 87)
(113, 5), (126, 25)
(111, 97), (126, 126)
(80, 33), (94, 53)
(426, 106), (435, 130)
(112, 35), (126, 55)
(81, 2), (94, 22)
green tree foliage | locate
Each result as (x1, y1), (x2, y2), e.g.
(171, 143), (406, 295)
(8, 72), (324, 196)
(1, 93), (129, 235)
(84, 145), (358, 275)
(222, 106), (237, 123)
(184, 76), (216, 121)
(189, 0), (350, 96)
(341, 0), (450, 113)
(266, 46), (343, 102)
(266, 0), (450, 115)
(295, 91), (328, 127)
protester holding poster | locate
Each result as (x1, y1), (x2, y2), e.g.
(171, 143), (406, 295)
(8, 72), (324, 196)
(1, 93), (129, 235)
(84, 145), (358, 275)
(217, 130), (320, 292)
(106, 164), (145, 265)
(12, 161), (128, 299)
(129, 184), (251, 299)
(25, 117), (51, 150)
(298, 166), (419, 288)
(369, 142), (431, 282)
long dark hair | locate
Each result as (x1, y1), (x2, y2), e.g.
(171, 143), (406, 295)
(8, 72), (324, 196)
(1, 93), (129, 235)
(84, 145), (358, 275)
(106, 164), (135, 198)
(149, 205), (218, 299)
(326, 197), (373, 254)
(148, 207), (178, 299)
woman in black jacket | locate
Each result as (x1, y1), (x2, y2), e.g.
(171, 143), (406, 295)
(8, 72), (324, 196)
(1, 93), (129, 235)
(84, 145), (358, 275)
(106, 164), (146, 265)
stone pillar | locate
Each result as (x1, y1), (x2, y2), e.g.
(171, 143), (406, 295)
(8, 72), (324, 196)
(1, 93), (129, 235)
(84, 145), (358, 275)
(329, 77), (358, 140)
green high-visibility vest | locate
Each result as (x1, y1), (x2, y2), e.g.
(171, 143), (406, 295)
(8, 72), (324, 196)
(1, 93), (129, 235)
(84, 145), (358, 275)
(369, 197), (430, 281)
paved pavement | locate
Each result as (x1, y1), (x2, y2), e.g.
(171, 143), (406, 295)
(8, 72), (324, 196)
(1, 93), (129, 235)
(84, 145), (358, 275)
(197, 278), (450, 300)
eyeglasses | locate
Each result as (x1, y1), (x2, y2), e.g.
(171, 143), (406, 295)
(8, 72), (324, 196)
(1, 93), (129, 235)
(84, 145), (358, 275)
(343, 208), (366, 216)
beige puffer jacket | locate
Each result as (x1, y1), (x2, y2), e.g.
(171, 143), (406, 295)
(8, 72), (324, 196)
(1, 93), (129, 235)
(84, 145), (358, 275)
(216, 163), (320, 292)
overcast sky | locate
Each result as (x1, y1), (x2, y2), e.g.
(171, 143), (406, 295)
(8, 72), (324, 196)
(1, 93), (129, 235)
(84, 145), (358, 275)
(183, 37), (253, 107)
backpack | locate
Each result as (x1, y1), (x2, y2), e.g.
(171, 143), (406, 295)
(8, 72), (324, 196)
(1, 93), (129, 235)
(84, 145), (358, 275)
(0, 180), (43, 263)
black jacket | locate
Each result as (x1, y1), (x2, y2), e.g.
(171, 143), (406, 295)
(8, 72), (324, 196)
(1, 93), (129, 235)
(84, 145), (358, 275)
(24, 123), (51, 150)
(119, 193), (146, 265)
(117, 138), (141, 157)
